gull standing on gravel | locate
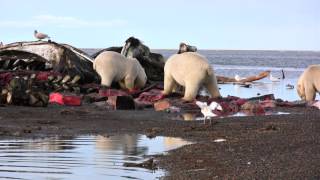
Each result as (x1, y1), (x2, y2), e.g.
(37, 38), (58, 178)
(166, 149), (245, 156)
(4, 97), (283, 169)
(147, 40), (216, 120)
(34, 30), (50, 41)
(196, 101), (223, 123)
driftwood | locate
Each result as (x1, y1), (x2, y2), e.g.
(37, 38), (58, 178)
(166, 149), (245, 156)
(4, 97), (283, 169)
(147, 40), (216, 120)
(217, 71), (270, 83)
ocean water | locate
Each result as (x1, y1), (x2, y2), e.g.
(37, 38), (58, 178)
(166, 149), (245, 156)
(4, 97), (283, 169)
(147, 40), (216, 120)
(85, 49), (320, 101)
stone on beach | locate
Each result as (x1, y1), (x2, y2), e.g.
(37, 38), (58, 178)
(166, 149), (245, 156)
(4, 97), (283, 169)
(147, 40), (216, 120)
(107, 96), (135, 110)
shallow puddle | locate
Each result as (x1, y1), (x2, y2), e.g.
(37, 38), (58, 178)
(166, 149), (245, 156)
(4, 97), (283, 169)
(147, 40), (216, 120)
(178, 111), (291, 121)
(0, 135), (192, 180)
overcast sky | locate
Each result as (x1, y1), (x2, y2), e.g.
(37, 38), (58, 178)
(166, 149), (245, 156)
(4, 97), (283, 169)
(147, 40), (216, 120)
(0, 0), (319, 50)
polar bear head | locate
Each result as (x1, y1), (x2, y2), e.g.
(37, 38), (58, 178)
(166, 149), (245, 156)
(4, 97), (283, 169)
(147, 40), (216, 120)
(177, 43), (197, 54)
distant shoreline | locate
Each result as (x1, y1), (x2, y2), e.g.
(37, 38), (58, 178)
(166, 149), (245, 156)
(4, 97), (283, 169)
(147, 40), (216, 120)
(81, 48), (320, 53)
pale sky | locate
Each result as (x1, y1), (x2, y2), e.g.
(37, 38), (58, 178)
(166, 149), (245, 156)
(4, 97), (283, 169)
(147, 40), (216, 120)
(0, 0), (319, 50)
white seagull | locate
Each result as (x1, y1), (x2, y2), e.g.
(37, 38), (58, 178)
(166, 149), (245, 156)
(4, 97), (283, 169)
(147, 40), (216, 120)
(34, 30), (50, 41)
(235, 74), (245, 82)
(269, 74), (281, 82)
(196, 101), (223, 123)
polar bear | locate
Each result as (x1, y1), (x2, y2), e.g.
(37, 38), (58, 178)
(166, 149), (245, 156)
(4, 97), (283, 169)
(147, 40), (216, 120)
(163, 52), (221, 101)
(297, 65), (320, 101)
(93, 51), (147, 91)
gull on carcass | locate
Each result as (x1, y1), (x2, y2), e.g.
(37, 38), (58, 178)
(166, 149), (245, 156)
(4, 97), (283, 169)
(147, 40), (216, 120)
(196, 101), (223, 124)
(34, 30), (50, 41)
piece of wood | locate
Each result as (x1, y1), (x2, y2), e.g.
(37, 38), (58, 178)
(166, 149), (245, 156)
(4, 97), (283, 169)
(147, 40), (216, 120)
(217, 71), (270, 83)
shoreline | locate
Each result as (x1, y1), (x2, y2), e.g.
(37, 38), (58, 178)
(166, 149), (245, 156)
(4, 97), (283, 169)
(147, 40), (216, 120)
(0, 105), (319, 179)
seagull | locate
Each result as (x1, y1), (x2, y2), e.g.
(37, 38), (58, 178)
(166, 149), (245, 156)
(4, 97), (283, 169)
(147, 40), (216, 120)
(269, 74), (281, 82)
(196, 101), (223, 123)
(286, 84), (294, 89)
(34, 30), (50, 41)
(235, 74), (245, 82)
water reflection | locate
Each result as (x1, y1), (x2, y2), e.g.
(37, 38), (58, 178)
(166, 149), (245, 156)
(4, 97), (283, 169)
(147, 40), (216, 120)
(0, 135), (192, 180)
(179, 111), (290, 121)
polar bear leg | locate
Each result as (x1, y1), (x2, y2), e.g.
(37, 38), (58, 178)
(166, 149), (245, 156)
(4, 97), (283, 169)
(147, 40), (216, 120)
(118, 80), (126, 89)
(183, 82), (200, 101)
(297, 83), (306, 100)
(99, 71), (114, 87)
(204, 77), (221, 98)
(124, 76), (135, 90)
(305, 85), (316, 101)
(163, 73), (176, 95)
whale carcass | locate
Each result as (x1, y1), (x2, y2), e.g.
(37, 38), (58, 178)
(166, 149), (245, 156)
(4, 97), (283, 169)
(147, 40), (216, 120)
(0, 41), (99, 83)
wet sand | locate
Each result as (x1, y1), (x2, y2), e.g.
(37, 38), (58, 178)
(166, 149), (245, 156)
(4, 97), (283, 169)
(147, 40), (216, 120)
(0, 105), (319, 179)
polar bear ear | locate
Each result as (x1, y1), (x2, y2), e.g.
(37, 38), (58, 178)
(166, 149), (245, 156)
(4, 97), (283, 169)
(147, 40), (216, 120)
(178, 43), (187, 54)
(196, 101), (207, 108)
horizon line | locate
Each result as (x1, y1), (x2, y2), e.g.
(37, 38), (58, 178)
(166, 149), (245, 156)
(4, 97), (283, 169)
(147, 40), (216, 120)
(81, 47), (320, 52)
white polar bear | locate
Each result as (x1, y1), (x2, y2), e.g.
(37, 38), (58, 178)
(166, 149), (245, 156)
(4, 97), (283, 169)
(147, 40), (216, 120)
(93, 51), (147, 90)
(297, 65), (320, 101)
(163, 52), (221, 101)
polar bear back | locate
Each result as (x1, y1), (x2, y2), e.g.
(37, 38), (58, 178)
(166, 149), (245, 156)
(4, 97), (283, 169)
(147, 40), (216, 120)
(165, 52), (212, 86)
(94, 51), (140, 82)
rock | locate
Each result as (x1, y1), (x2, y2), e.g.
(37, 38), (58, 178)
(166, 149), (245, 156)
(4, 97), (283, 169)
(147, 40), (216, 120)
(265, 124), (278, 131)
(123, 158), (157, 170)
(145, 127), (163, 138)
(107, 96), (135, 110)
(82, 93), (107, 103)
